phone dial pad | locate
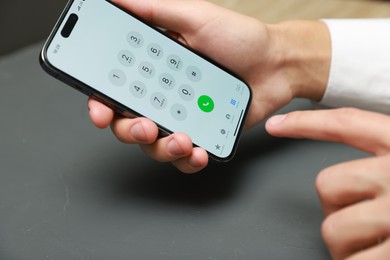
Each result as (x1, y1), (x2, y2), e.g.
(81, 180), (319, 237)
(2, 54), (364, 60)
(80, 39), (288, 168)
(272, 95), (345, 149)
(110, 30), (206, 121)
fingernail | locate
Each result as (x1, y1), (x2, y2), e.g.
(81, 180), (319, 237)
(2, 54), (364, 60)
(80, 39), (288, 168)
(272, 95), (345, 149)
(130, 122), (147, 142)
(168, 139), (183, 156)
(267, 114), (286, 126)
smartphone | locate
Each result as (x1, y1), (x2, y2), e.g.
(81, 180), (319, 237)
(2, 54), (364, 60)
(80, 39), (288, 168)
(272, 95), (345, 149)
(40, 0), (252, 162)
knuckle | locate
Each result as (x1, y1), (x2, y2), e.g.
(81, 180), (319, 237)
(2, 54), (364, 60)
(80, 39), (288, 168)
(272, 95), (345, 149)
(321, 215), (340, 250)
(332, 107), (362, 119)
(326, 107), (360, 130)
(330, 107), (361, 125)
(379, 155), (390, 174)
(315, 168), (334, 201)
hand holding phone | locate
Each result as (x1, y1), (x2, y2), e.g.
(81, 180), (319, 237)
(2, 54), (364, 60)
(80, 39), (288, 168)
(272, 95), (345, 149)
(40, 0), (252, 163)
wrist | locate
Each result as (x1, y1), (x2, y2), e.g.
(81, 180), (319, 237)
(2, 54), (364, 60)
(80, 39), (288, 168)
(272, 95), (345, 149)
(267, 20), (331, 101)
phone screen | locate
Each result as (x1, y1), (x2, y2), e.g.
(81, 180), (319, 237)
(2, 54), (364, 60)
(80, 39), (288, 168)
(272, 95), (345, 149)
(40, 0), (252, 161)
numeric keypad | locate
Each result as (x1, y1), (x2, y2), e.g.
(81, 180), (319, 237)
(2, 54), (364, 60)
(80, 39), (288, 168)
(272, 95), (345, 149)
(109, 31), (206, 122)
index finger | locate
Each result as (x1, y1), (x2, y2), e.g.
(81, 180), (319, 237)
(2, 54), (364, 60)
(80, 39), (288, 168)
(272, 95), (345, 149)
(265, 108), (390, 155)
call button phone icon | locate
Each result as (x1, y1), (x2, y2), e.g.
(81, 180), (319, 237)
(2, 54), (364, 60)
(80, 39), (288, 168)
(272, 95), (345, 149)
(198, 95), (214, 113)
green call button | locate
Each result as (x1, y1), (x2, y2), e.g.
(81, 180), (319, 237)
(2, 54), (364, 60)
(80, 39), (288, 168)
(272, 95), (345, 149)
(198, 95), (214, 113)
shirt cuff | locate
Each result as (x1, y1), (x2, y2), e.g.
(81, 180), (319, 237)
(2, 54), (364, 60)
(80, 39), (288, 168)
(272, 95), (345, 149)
(319, 19), (390, 114)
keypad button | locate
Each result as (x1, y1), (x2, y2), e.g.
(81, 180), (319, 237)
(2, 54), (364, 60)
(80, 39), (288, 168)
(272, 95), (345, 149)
(167, 55), (183, 71)
(186, 65), (202, 82)
(158, 73), (175, 90)
(170, 103), (187, 121)
(109, 69), (126, 87)
(139, 61), (156, 79)
(129, 80), (147, 98)
(150, 92), (168, 110)
(178, 84), (195, 101)
(118, 50), (136, 67)
(127, 31), (144, 48)
(147, 43), (164, 59)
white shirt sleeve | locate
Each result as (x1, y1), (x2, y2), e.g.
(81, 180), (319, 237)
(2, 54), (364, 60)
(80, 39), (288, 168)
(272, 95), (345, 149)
(319, 19), (390, 114)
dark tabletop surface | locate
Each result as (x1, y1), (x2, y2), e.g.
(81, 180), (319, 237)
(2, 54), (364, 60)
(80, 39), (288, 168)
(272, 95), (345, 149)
(0, 42), (369, 260)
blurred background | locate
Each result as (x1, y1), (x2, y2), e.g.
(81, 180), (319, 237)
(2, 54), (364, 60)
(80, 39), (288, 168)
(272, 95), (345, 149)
(0, 1), (65, 56)
(1, 0), (389, 56)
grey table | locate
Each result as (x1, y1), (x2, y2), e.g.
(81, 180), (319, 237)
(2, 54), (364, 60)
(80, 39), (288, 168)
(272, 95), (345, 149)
(0, 42), (368, 260)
